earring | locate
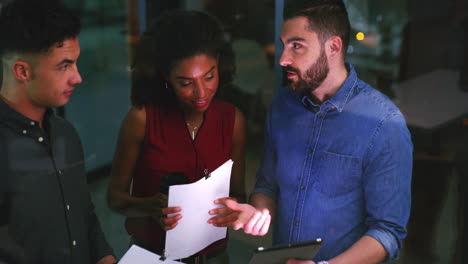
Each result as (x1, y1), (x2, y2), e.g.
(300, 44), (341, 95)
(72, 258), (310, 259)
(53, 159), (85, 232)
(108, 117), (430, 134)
(165, 82), (169, 89)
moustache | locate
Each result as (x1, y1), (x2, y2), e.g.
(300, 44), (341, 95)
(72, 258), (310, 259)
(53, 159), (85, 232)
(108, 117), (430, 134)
(284, 66), (300, 75)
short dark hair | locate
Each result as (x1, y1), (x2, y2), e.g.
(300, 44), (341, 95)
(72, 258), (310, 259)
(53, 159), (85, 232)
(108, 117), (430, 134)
(0, 0), (81, 57)
(284, 0), (351, 56)
(131, 10), (236, 107)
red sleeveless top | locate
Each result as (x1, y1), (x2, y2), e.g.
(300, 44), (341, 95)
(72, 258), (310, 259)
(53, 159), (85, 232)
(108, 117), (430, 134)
(125, 99), (235, 255)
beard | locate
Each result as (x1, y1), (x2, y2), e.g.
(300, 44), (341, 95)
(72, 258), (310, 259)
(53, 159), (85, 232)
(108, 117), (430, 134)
(285, 48), (329, 96)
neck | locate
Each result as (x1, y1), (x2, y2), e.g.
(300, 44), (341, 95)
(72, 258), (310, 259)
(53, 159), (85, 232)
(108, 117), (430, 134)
(183, 111), (205, 141)
(0, 84), (46, 126)
(310, 62), (348, 104)
(183, 111), (204, 127)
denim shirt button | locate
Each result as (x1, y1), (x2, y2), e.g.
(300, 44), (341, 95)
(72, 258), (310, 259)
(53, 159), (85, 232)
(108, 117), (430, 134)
(300, 185), (305, 190)
(294, 221), (299, 227)
(308, 148), (313, 153)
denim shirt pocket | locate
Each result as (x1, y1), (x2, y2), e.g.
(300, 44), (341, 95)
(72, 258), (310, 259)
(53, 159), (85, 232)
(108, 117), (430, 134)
(313, 151), (362, 197)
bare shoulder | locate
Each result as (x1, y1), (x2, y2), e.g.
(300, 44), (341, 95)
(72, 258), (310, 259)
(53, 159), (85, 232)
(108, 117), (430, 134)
(234, 107), (246, 126)
(120, 106), (146, 141)
(127, 106), (146, 124)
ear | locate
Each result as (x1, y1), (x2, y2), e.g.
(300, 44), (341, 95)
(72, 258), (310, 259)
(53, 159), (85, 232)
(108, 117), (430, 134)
(326, 36), (343, 57)
(12, 61), (33, 82)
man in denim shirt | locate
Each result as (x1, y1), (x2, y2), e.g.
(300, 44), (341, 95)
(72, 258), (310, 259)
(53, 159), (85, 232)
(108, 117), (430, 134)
(209, 1), (412, 263)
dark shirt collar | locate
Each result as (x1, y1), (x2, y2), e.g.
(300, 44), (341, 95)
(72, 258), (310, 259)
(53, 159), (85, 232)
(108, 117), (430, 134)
(299, 63), (358, 113)
(0, 98), (54, 132)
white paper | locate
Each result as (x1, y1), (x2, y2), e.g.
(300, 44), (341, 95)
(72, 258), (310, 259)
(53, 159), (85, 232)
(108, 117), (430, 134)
(165, 159), (233, 259)
(119, 245), (183, 264)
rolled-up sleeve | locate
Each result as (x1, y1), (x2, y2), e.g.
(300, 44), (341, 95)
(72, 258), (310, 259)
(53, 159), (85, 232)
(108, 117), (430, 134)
(252, 110), (278, 201)
(363, 112), (413, 260)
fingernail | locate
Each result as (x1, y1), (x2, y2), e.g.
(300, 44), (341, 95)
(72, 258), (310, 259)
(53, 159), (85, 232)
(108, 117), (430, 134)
(208, 219), (213, 224)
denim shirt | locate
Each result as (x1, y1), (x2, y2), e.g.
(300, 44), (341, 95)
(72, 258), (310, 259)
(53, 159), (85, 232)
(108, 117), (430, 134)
(253, 64), (413, 262)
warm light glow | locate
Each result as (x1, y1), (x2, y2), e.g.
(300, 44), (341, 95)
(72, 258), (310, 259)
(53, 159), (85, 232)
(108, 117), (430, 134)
(356, 32), (365, 41)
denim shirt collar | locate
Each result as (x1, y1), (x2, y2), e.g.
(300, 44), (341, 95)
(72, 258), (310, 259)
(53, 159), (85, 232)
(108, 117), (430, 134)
(299, 63), (358, 113)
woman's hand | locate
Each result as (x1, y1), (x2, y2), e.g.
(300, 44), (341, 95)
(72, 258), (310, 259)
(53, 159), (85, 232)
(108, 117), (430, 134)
(149, 193), (182, 231)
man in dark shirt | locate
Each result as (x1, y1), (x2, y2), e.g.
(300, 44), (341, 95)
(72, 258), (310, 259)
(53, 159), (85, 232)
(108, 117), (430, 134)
(0, 0), (116, 263)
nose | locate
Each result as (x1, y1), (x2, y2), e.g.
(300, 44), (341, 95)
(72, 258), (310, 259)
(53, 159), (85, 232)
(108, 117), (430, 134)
(279, 50), (292, 67)
(74, 67), (82, 85)
(193, 80), (206, 99)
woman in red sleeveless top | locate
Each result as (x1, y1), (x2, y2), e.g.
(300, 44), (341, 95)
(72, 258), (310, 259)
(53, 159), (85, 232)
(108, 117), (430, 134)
(108, 11), (246, 263)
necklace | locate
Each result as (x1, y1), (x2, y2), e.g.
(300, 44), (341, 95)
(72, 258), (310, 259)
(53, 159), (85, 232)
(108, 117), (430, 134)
(186, 121), (198, 140)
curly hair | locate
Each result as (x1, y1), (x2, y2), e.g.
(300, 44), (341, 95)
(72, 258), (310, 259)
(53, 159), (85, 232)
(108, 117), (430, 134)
(131, 10), (236, 107)
(0, 0), (80, 57)
(284, 0), (351, 56)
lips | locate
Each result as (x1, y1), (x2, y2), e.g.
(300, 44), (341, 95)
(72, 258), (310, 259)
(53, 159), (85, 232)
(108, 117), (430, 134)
(193, 100), (208, 108)
(284, 66), (300, 80)
(286, 71), (298, 79)
(64, 90), (73, 97)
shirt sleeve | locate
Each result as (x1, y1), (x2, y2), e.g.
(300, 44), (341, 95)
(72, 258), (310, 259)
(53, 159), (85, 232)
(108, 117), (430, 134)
(251, 108), (278, 201)
(362, 112), (413, 261)
(65, 126), (115, 264)
(73, 133), (115, 262)
(0, 137), (28, 263)
(85, 191), (115, 262)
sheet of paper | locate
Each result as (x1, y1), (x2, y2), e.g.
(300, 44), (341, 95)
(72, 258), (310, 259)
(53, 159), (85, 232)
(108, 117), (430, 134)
(165, 159), (233, 259)
(119, 245), (183, 264)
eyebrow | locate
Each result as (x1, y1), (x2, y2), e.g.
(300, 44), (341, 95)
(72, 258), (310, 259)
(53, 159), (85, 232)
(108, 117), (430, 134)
(285, 37), (306, 44)
(175, 66), (216, 80)
(55, 59), (74, 67)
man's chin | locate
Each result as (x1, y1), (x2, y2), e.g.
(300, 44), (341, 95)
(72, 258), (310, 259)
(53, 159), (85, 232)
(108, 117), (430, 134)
(285, 80), (298, 91)
(287, 82), (305, 94)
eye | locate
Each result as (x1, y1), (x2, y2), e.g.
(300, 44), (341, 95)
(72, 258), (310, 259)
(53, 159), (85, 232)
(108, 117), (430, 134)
(292, 42), (302, 49)
(59, 64), (69, 71)
(205, 74), (214, 80)
(180, 81), (192, 87)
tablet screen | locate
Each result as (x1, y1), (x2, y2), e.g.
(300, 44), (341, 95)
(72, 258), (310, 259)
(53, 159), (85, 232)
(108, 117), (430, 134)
(249, 238), (322, 264)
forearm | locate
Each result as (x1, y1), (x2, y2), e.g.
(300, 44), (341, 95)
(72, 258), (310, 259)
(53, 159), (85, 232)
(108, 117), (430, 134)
(107, 190), (160, 217)
(327, 235), (386, 264)
(231, 191), (247, 203)
(249, 192), (276, 220)
(230, 169), (246, 203)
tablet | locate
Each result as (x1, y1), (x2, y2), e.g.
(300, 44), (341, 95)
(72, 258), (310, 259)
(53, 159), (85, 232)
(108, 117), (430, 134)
(249, 238), (322, 264)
